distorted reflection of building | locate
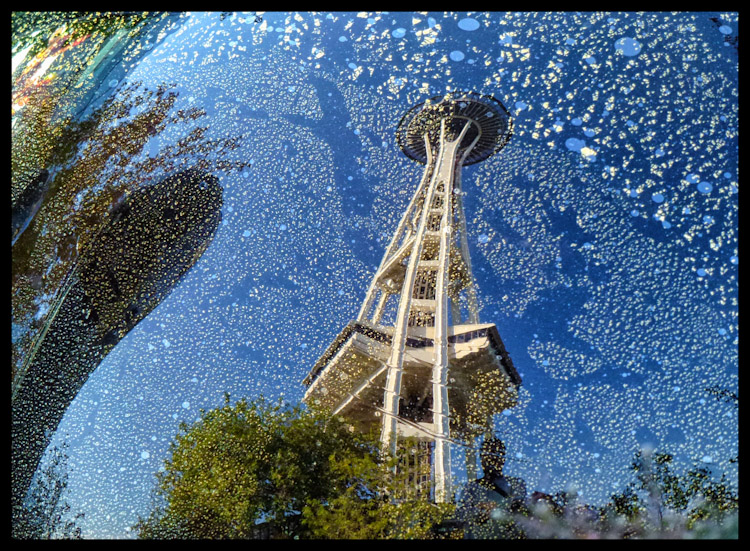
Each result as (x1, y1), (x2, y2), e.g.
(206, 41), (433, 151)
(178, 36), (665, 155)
(12, 13), (183, 128)
(11, 13), (183, 235)
(12, 169), (50, 246)
(303, 92), (522, 503)
(11, 169), (223, 518)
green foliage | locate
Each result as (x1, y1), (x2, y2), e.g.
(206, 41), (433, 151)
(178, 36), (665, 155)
(564, 449), (739, 539)
(455, 448), (739, 539)
(302, 448), (455, 539)
(135, 393), (736, 539)
(12, 443), (84, 539)
(619, 449), (739, 532)
(135, 395), (453, 539)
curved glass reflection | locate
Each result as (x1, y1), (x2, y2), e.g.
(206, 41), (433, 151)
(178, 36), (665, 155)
(12, 11), (737, 539)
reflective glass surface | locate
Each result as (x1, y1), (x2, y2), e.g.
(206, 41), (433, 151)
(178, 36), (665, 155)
(12, 11), (738, 538)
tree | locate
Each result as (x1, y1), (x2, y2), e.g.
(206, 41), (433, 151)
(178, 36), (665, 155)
(601, 448), (738, 537)
(134, 395), (454, 539)
(470, 448), (739, 539)
(301, 448), (455, 539)
(12, 442), (84, 539)
(705, 385), (738, 464)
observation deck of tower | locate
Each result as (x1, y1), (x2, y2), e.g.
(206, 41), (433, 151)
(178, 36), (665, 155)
(302, 91), (521, 503)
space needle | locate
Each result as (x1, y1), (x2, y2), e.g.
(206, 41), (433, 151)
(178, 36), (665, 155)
(303, 91), (521, 502)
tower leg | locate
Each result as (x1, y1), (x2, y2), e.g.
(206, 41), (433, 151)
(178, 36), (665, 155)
(450, 293), (461, 325)
(380, 134), (438, 457)
(371, 290), (389, 325)
(454, 169), (481, 324)
(431, 382), (452, 501)
(357, 144), (434, 323)
(431, 120), (475, 503)
(432, 218), (454, 502)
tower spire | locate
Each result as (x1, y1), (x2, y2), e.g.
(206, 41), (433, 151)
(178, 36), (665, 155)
(303, 91), (521, 502)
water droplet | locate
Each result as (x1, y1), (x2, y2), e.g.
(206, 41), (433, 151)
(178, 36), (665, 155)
(565, 138), (585, 152)
(614, 37), (642, 56)
(697, 182), (713, 194)
(458, 18), (480, 31)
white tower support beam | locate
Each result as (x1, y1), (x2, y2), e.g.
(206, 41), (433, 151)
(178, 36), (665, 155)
(357, 137), (434, 323)
(370, 290), (390, 325)
(430, 119), (477, 502)
(454, 168), (481, 323)
(380, 130), (444, 456)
